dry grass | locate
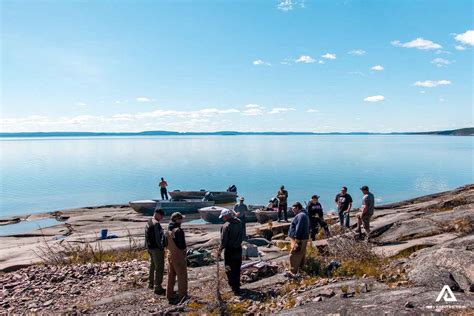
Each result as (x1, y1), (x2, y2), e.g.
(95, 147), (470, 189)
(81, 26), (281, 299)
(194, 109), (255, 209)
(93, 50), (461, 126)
(35, 229), (146, 265)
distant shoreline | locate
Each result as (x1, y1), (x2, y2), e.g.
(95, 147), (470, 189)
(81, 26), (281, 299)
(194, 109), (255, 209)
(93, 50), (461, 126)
(0, 127), (472, 138)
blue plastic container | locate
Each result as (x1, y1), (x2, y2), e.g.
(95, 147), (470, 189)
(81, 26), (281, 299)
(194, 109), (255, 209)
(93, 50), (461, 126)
(100, 229), (108, 239)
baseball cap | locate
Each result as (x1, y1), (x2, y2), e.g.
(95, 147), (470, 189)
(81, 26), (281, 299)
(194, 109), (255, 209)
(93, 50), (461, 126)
(170, 212), (185, 221)
(219, 208), (234, 218)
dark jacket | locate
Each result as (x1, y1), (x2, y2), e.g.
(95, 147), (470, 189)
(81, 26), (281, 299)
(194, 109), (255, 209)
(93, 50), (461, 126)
(233, 202), (248, 223)
(288, 211), (309, 241)
(145, 218), (166, 250)
(277, 189), (288, 205)
(167, 222), (186, 250)
(307, 202), (324, 218)
(220, 217), (243, 251)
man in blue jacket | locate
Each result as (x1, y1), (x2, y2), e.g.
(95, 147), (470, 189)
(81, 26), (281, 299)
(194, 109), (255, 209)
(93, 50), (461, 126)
(287, 202), (310, 275)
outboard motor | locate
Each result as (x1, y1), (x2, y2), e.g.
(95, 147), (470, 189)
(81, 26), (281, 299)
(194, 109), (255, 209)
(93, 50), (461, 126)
(203, 191), (214, 201)
(227, 185), (237, 193)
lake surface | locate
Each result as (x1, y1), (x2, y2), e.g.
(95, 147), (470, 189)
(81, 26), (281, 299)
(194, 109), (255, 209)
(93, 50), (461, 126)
(0, 135), (472, 219)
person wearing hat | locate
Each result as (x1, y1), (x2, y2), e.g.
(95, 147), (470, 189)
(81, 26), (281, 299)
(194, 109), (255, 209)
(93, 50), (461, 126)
(288, 202), (310, 276)
(306, 195), (330, 241)
(145, 208), (166, 295)
(233, 196), (248, 240)
(357, 186), (375, 241)
(166, 212), (188, 303)
(216, 208), (243, 295)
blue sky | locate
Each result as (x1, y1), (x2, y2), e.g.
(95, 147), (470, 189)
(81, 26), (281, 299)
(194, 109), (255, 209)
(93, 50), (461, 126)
(1, 0), (473, 132)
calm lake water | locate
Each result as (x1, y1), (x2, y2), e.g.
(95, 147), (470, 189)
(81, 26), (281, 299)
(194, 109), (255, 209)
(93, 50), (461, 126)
(0, 135), (472, 219)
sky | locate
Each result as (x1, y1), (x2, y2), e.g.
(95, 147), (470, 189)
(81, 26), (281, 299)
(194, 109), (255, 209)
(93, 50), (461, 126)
(1, 0), (473, 133)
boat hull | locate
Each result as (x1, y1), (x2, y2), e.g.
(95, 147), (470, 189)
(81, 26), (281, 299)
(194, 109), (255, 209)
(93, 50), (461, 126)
(169, 190), (237, 203)
(198, 205), (262, 224)
(129, 199), (215, 216)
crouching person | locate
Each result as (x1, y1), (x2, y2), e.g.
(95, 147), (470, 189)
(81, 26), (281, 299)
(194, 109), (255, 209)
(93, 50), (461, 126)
(166, 212), (188, 303)
(145, 208), (166, 295)
(217, 209), (243, 295)
(288, 202), (309, 276)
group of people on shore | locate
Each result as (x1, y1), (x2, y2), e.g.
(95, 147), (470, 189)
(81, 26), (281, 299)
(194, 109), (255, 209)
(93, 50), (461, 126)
(145, 184), (375, 302)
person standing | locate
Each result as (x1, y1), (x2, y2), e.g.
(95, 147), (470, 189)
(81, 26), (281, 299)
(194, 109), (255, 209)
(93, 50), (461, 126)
(357, 186), (375, 241)
(233, 197), (248, 240)
(166, 212), (188, 303)
(277, 185), (289, 222)
(306, 195), (330, 241)
(159, 177), (169, 200)
(335, 186), (353, 229)
(216, 209), (243, 295)
(145, 208), (166, 295)
(287, 202), (310, 276)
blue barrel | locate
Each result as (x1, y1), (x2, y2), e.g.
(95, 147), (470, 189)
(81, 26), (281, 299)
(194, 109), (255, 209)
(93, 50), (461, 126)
(100, 229), (108, 239)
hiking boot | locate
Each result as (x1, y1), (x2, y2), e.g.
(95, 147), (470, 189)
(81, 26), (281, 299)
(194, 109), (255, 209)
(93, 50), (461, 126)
(154, 287), (166, 295)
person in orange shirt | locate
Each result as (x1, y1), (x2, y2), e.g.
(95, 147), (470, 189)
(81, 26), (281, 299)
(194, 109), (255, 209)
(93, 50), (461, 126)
(159, 177), (169, 200)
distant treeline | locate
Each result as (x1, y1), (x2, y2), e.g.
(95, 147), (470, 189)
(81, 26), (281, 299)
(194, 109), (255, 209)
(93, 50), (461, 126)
(0, 128), (472, 138)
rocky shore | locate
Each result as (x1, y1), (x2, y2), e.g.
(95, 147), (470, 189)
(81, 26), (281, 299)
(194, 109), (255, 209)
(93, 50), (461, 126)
(1, 184), (473, 314)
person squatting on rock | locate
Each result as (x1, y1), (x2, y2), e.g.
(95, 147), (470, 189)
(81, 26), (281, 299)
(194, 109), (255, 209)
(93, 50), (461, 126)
(357, 186), (375, 241)
(216, 208), (243, 295)
(288, 202), (310, 275)
(306, 195), (330, 241)
(165, 212), (188, 303)
(145, 208), (166, 295)
(277, 185), (289, 222)
(233, 196), (248, 240)
(335, 186), (353, 229)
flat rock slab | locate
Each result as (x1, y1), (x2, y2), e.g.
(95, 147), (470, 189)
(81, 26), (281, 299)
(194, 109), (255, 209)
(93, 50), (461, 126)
(373, 233), (458, 257)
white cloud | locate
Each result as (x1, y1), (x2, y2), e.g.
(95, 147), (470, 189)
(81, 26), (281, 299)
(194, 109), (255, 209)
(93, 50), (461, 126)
(318, 60), (324, 64)
(268, 107), (296, 114)
(431, 58), (452, 67)
(435, 50), (451, 55)
(253, 59), (271, 66)
(277, 0), (305, 11)
(454, 30), (474, 46)
(391, 38), (442, 50)
(76, 102), (87, 106)
(306, 109), (319, 113)
(363, 95), (385, 102)
(439, 97), (446, 103)
(455, 45), (466, 51)
(277, 0), (293, 11)
(321, 53), (336, 59)
(371, 65), (384, 71)
(242, 108), (264, 116)
(245, 104), (264, 108)
(348, 49), (366, 56)
(419, 90), (426, 94)
(413, 80), (451, 88)
(295, 55), (316, 63)
(136, 97), (152, 102)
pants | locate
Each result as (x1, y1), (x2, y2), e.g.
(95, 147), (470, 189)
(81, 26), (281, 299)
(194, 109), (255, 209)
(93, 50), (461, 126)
(339, 211), (350, 228)
(160, 188), (168, 200)
(309, 217), (329, 241)
(241, 221), (247, 241)
(278, 204), (288, 221)
(289, 239), (308, 274)
(166, 255), (188, 300)
(357, 212), (373, 233)
(224, 247), (242, 291)
(148, 249), (165, 289)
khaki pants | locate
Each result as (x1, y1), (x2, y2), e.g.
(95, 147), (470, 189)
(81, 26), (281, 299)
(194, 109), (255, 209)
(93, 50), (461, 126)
(166, 256), (188, 300)
(289, 238), (308, 274)
(148, 249), (165, 289)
